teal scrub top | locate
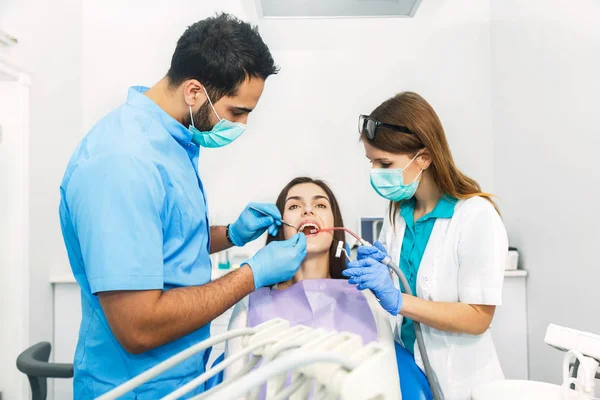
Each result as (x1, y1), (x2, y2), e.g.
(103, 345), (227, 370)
(59, 87), (212, 399)
(399, 196), (457, 354)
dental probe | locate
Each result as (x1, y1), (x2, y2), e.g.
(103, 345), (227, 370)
(248, 206), (299, 231)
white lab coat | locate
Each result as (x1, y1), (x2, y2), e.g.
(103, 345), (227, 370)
(379, 196), (508, 400)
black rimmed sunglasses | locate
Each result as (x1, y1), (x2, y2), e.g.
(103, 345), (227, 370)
(358, 114), (413, 140)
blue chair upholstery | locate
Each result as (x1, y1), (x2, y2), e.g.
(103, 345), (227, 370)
(395, 341), (433, 400)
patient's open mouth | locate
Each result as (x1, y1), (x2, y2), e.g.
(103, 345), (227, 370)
(298, 221), (320, 236)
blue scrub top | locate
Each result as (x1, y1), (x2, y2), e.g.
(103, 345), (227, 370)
(399, 195), (457, 354)
(59, 87), (212, 399)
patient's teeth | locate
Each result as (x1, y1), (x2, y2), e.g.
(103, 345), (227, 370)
(298, 222), (319, 233)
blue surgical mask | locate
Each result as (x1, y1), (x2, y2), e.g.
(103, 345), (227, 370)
(369, 151), (423, 202)
(189, 87), (247, 148)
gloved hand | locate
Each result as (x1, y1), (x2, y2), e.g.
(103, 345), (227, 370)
(357, 241), (388, 262)
(245, 233), (307, 289)
(343, 258), (402, 315)
(229, 203), (282, 247)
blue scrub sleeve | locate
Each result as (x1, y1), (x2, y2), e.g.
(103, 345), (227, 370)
(66, 154), (166, 294)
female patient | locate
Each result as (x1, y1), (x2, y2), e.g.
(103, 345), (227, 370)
(224, 177), (420, 398)
(227, 176), (394, 323)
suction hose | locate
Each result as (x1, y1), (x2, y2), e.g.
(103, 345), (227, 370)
(328, 227), (445, 399)
(380, 255), (445, 400)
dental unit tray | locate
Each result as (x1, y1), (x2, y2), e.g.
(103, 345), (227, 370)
(95, 318), (400, 400)
(545, 324), (600, 362)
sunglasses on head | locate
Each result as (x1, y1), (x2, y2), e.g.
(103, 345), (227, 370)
(358, 114), (414, 140)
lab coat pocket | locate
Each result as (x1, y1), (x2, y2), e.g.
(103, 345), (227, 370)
(418, 273), (433, 300)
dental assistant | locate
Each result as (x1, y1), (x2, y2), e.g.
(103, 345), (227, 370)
(343, 92), (508, 400)
(59, 14), (306, 399)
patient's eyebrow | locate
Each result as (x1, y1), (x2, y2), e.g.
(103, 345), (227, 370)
(313, 195), (330, 203)
(285, 196), (303, 204)
(285, 195), (331, 204)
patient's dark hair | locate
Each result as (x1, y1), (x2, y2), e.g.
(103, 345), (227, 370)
(266, 177), (347, 279)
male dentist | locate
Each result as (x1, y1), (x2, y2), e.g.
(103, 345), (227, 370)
(59, 13), (306, 399)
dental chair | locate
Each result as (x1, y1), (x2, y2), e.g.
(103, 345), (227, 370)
(16, 342), (74, 400)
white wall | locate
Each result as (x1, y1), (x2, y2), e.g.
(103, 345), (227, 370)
(79, 0), (496, 261)
(0, 0), (82, 392)
(0, 74), (30, 400)
(491, 0), (600, 387)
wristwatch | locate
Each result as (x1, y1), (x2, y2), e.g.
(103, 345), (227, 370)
(225, 224), (234, 245)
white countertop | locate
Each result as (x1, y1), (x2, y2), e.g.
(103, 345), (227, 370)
(50, 274), (79, 284)
(503, 270), (528, 277)
(50, 269), (528, 284)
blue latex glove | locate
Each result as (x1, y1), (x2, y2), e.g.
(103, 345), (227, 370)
(229, 203), (282, 247)
(357, 241), (388, 262)
(245, 233), (307, 289)
(343, 258), (402, 315)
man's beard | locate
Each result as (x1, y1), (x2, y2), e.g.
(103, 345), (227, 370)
(185, 101), (213, 132)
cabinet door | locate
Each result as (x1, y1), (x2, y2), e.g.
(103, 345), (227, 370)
(53, 284), (81, 400)
(490, 276), (529, 380)
(0, 80), (30, 400)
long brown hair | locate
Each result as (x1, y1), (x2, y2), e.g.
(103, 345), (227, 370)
(361, 92), (499, 224)
(266, 177), (347, 279)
